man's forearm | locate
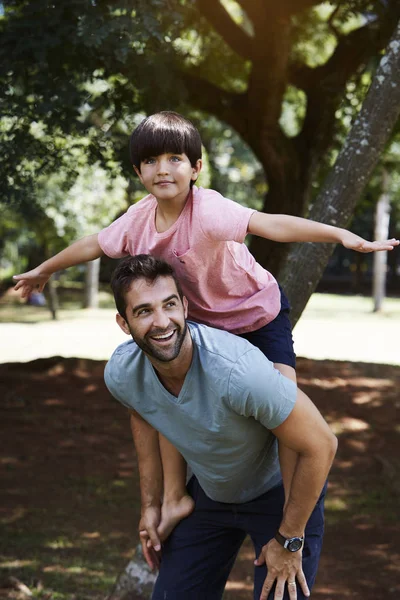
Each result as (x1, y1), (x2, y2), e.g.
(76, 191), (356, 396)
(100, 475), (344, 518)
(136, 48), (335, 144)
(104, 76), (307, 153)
(279, 443), (336, 537)
(130, 412), (163, 509)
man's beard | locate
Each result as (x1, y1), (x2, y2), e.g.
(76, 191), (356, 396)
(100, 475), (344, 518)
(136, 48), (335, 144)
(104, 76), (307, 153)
(129, 322), (188, 363)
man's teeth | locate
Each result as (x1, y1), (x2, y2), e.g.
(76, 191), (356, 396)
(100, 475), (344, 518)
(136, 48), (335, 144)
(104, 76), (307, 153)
(152, 331), (174, 340)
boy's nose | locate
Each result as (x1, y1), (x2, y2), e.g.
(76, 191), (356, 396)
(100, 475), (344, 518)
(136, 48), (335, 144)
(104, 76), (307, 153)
(157, 159), (169, 175)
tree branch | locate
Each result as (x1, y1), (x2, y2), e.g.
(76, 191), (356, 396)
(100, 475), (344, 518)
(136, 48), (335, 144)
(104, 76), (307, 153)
(195, 0), (253, 60)
(294, 8), (400, 199)
(280, 18), (400, 326)
(181, 71), (248, 139)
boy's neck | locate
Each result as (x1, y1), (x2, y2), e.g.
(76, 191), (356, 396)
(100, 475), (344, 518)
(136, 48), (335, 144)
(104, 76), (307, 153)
(154, 189), (191, 233)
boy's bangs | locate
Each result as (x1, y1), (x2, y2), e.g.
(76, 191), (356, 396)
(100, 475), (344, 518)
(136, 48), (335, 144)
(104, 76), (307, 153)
(130, 112), (202, 167)
(137, 129), (187, 163)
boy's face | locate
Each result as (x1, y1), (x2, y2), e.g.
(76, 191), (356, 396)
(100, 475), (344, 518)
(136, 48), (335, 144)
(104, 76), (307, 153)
(134, 153), (202, 203)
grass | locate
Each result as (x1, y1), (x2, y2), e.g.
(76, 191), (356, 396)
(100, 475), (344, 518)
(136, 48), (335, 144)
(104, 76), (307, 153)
(302, 292), (400, 321)
(0, 475), (139, 599)
(2, 287), (400, 324)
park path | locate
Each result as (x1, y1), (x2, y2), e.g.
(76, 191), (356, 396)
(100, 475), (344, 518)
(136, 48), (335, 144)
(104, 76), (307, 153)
(0, 299), (399, 365)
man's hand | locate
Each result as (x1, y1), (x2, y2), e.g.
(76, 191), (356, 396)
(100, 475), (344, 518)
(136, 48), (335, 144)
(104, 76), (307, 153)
(341, 232), (399, 253)
(255, 538), (309, 600)
(13, 268), (51, 298)
(139, 506), (162, 570)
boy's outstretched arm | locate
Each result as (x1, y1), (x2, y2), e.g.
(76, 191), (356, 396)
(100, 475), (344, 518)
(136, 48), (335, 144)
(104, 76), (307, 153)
(248, 212), (399, 252)
(13, 233), (104, 298)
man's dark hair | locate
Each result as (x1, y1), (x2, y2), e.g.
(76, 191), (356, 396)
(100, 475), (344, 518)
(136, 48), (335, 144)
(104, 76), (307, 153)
(111, 254), (184, 320)
(129, 111), (202, 171)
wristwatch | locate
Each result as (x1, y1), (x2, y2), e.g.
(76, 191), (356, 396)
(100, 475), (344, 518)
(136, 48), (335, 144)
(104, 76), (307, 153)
(274, 531), (304, 552)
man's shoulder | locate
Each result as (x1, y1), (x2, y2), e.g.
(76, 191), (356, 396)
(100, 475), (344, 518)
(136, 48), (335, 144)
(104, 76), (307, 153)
(105, 340), (141, 382)
(188, 321), (262, 366)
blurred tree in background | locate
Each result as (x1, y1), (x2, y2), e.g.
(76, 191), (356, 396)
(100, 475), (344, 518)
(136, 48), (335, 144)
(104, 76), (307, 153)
(1, 1), (400, 319)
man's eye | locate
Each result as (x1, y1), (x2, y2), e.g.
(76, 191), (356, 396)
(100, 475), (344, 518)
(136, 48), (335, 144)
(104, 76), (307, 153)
(166, 301), (176, 308)
(137, 309), (150, 316)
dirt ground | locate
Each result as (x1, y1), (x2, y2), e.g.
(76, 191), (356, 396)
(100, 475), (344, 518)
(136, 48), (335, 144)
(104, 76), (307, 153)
(0, 356), (399, 599)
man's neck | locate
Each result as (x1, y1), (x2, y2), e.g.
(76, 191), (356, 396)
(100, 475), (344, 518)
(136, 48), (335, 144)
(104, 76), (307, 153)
(149, 330), (193, 397)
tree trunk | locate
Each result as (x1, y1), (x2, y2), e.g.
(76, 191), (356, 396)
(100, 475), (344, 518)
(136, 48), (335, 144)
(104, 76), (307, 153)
(84, 258), (100, 309)
(373, 169), (391, 312)
(45, 277), (59, 321)
(107, 545), (156, 600)
(278, 19), (400, 326)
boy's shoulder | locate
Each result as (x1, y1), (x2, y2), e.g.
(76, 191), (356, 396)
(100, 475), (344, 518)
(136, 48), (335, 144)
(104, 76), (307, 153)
(125, 193), (157, 216)
(193, 186), (224, 204)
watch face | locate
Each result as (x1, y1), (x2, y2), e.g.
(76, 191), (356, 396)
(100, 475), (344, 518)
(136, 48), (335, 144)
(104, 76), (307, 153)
(287, 538), (303, 552)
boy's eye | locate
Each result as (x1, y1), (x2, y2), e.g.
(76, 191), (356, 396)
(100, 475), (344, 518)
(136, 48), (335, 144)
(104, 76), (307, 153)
(143, 158), (155, 165)
(170, 155), (181, 162)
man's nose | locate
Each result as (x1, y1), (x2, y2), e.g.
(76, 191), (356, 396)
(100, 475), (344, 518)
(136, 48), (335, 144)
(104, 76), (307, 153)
(152, 309), (170, 329)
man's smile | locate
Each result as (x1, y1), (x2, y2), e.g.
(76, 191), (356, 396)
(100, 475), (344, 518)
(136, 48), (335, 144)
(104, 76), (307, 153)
(149, 329), (177, 343)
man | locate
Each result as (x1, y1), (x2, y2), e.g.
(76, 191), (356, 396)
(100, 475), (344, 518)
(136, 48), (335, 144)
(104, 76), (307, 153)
(105, 254), (337, 600)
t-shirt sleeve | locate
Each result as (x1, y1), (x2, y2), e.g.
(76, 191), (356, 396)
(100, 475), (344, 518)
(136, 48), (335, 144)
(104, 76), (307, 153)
(104, 357), (133, 411)
(198, 190), (256, 243)
(228, 349), (297, 429)
(98, 210), (132, 258)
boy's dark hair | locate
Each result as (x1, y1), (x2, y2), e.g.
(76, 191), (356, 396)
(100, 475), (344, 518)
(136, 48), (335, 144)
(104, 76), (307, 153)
(129, 111), (202, 170)
(111, 254), (184, 321)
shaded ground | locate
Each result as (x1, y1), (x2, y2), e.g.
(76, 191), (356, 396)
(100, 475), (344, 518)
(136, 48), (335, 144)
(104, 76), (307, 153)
(0, 357), (399, 599)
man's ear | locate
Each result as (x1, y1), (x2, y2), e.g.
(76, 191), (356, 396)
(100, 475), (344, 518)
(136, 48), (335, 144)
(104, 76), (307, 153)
(183, 296), (188, 318)
(191, 159), (202, 182)
(133, 165), (144, 184)
(116, 313), (131, 336)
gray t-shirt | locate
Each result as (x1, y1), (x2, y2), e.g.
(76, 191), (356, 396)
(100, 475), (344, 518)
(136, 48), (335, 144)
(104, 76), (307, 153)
(105, 322), (297, 503)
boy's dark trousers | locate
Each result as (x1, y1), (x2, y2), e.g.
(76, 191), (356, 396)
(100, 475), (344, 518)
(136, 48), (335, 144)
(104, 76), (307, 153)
(152, 476), (326, 600)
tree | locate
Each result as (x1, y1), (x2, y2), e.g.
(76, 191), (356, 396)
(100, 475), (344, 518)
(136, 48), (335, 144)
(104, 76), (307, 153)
(280, 20), (400, 324)
(2, 1), (400, 320)
(372, 168), (390, 312)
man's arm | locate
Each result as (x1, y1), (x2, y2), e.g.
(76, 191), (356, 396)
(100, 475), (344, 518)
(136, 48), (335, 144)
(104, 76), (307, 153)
(13, 233), (104, 298)
(129, 409), (163, 569)
(256, 388), (337, 600)
(248, 211), (399, 253)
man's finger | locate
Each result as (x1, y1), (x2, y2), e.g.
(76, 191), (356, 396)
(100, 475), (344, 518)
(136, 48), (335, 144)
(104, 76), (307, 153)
(141, 537), (156, 570)
(146, 526), (161, 552)
(296, 569), (310, 597)
(254, 550), (266, 566)
(260, 575), (275, 600)
(287, 579), (297, 600)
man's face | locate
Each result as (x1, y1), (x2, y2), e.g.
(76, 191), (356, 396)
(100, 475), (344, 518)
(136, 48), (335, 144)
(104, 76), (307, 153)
(116, 276), (189, 363)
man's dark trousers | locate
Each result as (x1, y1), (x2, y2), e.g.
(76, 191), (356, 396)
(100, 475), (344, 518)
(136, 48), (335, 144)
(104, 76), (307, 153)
(152, 476), (326, 600)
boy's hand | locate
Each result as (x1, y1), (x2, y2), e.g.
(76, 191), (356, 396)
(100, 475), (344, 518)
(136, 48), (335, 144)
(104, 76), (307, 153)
(341, 233), (399, 253)
(13, 268), (51, 298)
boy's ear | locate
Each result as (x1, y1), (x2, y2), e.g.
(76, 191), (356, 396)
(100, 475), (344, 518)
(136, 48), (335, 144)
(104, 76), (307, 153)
(191, 159), (202, 181)
(133, 165), (144, 184)
(116, 313), (131, 336)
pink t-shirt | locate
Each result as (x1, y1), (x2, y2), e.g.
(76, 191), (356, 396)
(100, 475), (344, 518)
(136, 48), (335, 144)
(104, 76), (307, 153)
(98, 186), (280, 334)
